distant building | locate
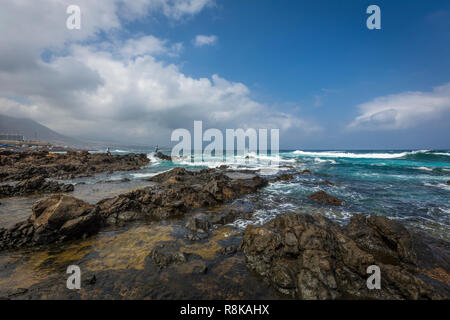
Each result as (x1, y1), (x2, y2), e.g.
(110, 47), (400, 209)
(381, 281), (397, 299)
(0, 134), (26, 141)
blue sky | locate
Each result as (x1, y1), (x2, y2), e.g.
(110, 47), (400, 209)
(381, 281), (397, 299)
(0, 0), (449, 149)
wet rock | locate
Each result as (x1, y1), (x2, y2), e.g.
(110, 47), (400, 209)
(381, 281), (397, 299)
(319, 180), (334, 186)
(0, 176), (74, 198)
(447, 180), (450, 185)
(0, 195), (101, 250)
(308, 190), (343, 206)
(149, 244), (187, 268)
(100, 167), (268, 224)
(84, 275), (97, 286)
(219, 245), (238, 256)
(241, 213), (449, 300)
(176, 260), (208, 274)
(300, 170), (312, 175)
(154, 151), (172, 161)
(270, 174), (294, 183)
(185, 233), (201, 241)
(0, 151), (149, 182)
(209, 209), (242, 225)
(186, 214), (211, 233)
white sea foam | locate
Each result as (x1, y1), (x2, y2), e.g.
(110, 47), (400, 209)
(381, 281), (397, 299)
(146, 153), (162, 165)
(415, 166), (433, 172)
(423, 182), (450, 191)
(131, 172), (160, 178)
(229, 205), (297, 230)
(434, 152), (450, 156)
(293, 150), (419, 159)
(314, 157), (337, 164)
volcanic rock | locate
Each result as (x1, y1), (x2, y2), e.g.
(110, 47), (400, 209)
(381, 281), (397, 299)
(154, 152), (172, 161)
(0, 195), (101, 250)
(0, 176), (74, 198)
(99, 167), (268, 224)
(0, 150), (149, 182)
(241, 213), (449, 300)
(149, 244), (187, 268)
(308, 190), (343, 206)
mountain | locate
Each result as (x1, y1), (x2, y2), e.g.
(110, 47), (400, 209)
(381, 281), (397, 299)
(0, 114), (87, 148)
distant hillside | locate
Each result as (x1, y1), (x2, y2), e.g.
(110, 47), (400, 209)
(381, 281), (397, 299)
(0, 114), (86, 148)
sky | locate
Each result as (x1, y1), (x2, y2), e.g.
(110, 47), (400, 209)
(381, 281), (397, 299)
(0, 0), (449, 149)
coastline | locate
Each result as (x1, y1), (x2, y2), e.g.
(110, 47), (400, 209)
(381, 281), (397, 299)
(0, 150), (448, 299)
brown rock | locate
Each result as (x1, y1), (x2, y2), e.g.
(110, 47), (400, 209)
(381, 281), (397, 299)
(154, 151), (172, 161)
(101, 167), (268, 224)
(31, 195), (92, 229)
(0, 151), (149, 182)
(308, 190), (343, 206)
(148, 244), (187, 268)
(0, 176), (74, 198)
(270, 174), (294, 182)
(0, 195), (101, 250)
(241, 213), (449, 300)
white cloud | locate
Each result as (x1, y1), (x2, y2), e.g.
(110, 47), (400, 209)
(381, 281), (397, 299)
(0, 0), (318, 145)
(160, 0), (215, 20)
(194, 34), (218, 47)
(348, 83), (450, 130)
(119, 36), (183, 58)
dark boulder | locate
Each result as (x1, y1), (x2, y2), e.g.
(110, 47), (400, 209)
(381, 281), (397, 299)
(154, 152), (172, 161)
(0, 195), (101, 250)
(0, 176), (74, 198)
(270, 174), (294, 183)
(186, 214), (211, 233)
(308, 190), (343, 206)
(148, 244), (187, 268)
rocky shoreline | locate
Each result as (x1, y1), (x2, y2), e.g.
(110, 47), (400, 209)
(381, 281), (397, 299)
(0, 150), (149, 182)
(0, 152), (448, 299)
(0, 176), (74, 198)
(241, 213), (449, 299)
(0, 167), (269, 250)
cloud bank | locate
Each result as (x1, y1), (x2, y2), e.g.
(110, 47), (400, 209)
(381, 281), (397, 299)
(0, 0), (317, 145)
(348, 83), (450, 130)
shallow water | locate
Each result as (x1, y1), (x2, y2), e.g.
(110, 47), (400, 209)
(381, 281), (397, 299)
(0, 176), (154, 228)
(0, 212), (283, 299)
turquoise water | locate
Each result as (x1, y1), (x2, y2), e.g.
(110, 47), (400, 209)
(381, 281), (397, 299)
(94, 149), (450, 239)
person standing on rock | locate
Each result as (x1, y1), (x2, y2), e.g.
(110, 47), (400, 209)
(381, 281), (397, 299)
(106, 147), (111, 156)
(154, 145), (159, 153)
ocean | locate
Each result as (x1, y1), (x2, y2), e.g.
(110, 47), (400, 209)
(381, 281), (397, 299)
(86, 149), (450, 240)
